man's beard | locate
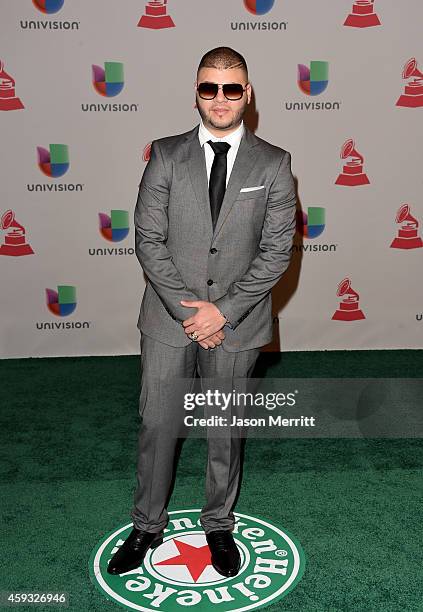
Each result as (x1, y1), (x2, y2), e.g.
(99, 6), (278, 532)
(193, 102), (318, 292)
(196, 97), (246, 132)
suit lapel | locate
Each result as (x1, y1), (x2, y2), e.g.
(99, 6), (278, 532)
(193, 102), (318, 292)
(185, 124), (260, 241)
(212, 127), (259, 239)
(186, 128), (213, 240)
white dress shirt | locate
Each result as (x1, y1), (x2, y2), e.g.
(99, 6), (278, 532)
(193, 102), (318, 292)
(198, 119), (244, 187)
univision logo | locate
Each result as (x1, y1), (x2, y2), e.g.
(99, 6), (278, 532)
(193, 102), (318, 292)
(298, 207), (325, 237)
(46, 285), (76, 316)
(292, 207), (338, 253)
(20, 0), (80, 30)
(89, 509), (305, 612)
(81, 62), (139, 112)
(38, 143), (69, 177)
(27, 144), (83, 192)
(36, 285), (90, 330)
(298, 61), (328, 96)
(89, 210), (134, 256)
(244, 0), (275, 15)
(33, 0), (65, 14)
(92, 62), (124, 97)
(99, 210), (129, 242)
(231, 0), (287, 31)
(285, 61), (341, 111)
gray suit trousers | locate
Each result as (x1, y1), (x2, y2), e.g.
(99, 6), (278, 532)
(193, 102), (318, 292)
(130, 332), (260, 534)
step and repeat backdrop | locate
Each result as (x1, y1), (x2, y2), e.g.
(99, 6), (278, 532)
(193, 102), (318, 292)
(1, 0), (422, 358)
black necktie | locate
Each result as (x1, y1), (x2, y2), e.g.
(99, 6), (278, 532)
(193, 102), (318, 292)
(207, 140), (231, 231)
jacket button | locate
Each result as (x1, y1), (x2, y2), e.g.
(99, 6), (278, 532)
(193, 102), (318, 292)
(207, 279), (213, 286)
(210, 248), (217, 254)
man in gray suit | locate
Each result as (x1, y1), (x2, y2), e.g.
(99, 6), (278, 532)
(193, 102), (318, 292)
(108, 47), (296, 578)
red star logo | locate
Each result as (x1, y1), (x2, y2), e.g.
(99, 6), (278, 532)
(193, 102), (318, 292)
(155, 539), (213, 582)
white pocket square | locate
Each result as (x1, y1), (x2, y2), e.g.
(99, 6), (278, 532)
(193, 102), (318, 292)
(239, 185), (265, 193)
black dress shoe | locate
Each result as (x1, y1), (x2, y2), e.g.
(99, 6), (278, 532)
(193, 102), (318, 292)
(206, 530), (241, 577)
(107, 528), (163, 575)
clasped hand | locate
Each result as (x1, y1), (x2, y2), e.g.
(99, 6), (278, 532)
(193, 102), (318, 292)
(180, 300), (227, 350)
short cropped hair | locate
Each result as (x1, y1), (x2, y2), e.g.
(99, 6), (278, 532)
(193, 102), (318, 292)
(197, 47), (248, 78)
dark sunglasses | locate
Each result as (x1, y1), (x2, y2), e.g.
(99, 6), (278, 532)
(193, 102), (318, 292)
(197, 82), (247, 101)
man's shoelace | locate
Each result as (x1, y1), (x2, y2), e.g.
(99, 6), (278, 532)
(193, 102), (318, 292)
(210, 531), (233, 551)
(130, 531), (153, 551)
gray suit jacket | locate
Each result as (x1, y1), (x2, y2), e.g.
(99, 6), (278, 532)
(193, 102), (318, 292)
(135, 124), (296, 352)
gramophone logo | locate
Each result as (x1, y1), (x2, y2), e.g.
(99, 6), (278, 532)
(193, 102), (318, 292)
(332, 278), (366, 321)
(298, 61), (329, 96)
(0, 60), (24, 111)
(143, 142), (152, 161)
(37, 144), (69, 178)
(99, 210), (129, 242)
(92, 62), (124, 97)
(244, 0), (275, 15)
(335, 139), (370, 186)
(138, 1), (175, 29)
(33, 0), (65, 13)
(0, 210), (34, 256)
(390, 204), (423, 249)
(46, 285), (76, 317)
(297, 207), (325, 238)
(396, 58), (423, 108)
(344, 1), (381, 28)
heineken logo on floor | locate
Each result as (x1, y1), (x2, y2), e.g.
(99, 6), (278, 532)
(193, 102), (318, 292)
(89, 509), (305, 611)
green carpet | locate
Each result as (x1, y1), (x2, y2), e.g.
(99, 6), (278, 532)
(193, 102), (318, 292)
(1, 350), (422, 611)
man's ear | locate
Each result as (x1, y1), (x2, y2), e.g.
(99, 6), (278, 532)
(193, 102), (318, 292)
(193, 80), (198, 109)
(193, 80), (198, 108)
(246, 82), (252, 104)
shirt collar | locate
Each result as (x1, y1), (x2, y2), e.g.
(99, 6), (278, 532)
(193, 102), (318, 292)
(198, 119), (244, 149)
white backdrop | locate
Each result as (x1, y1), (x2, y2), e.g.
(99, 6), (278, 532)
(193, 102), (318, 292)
(1, 0), (422, 358)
